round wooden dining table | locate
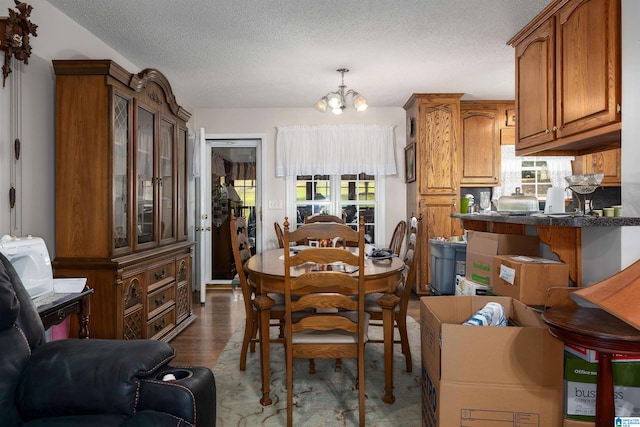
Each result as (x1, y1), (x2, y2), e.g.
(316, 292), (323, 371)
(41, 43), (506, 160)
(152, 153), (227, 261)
(245, 248), (405, 406)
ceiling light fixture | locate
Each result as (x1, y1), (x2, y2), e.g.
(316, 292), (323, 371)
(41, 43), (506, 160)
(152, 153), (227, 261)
(314, 68), (368, 115)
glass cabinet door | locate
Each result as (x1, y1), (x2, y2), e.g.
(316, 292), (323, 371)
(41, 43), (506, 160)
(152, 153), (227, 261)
(160, 119), (175, 241)
(177, 127), (188, 240)
(113, 94), (130, 250)
(137, 107), (155, 245)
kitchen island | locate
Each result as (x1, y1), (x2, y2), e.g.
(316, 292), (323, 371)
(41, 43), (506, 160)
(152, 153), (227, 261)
(452, 213), (640, 286)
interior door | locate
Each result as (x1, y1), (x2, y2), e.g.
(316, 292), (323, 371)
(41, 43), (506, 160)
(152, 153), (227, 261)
(196, 134), (262, 299)
(195, 128), (212, 303)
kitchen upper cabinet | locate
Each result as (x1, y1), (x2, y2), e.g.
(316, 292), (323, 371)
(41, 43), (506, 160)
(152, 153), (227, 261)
(508, 0), (621, 156)
(404, 94), (463, 295)
(573, 148), (621, 186)
(460, 101), (514, 186)
(53, 60), (194, 341)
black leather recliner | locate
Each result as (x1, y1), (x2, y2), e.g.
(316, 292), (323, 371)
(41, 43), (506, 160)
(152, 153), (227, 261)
(0, 253), (216, 426)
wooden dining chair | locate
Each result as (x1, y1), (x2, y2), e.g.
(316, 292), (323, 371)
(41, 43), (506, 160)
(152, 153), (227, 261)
(364, 214), (421, 373)
(230, 211), (284, 371)
(283, 216), (367, 427)
(304, 213), (346, 224)
(388, 220), (407, 256)
(274, 221), (285, 248)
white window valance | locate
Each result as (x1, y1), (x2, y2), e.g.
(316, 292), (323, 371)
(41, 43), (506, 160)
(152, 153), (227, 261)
(275, 124), (397, 177)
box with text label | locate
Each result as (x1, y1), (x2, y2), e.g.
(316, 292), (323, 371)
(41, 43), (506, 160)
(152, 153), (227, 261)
(464, 231), (539, 287)
(492, 255), (570, 306)
(421, 296), (565, 427)
(455, 275), (489, 296)
(564, 352), (640, 422)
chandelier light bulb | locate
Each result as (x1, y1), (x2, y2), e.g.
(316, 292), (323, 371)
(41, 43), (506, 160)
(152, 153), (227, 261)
(313, 68), (368, 114)
(353, 93), (368, 112)
(327, 92), (343, 109)
(314, 97), (328, 112)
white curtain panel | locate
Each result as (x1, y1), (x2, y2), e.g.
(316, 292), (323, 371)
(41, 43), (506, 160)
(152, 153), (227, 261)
(275, 124), (397, 177)
(493, 145), (574, 201)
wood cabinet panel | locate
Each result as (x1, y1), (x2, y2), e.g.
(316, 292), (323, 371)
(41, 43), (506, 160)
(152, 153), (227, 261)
(404, 94), (462, 295)
(509, 0), (621, 156)
(52, 60), (195, 341)
(460, 101), (513, 186)
(572, 148), (621, 186)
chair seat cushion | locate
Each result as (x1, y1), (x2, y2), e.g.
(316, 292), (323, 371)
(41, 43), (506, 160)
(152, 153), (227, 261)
(291, 311), (370, 344)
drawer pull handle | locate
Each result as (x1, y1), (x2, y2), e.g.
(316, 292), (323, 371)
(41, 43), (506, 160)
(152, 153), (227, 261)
(155, 269), (166, 280)
(155, 295), (166, 306)
(154, 319), (166, 332)
(57, 309), (67, 320)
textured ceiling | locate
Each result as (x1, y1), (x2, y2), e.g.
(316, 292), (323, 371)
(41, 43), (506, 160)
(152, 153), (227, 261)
(46, 0), (549, 109)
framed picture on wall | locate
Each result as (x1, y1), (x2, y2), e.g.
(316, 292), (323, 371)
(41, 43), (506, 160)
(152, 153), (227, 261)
(404, 143), (416, 183)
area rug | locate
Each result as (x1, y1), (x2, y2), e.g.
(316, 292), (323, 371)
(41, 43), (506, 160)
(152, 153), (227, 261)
(212, 317), (422, 426)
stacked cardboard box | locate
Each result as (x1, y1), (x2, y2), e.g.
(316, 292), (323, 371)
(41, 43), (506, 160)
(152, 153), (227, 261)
(455, 275), (488, 296)
(421, 296), (565, 427)
(465, 231), (539, 287)
(492, 255), (570, 306)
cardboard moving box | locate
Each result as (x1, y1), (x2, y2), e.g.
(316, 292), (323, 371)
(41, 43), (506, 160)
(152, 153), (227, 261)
(492, 255), (570, 306)
(455, 275), (489, 296)
(564, 352), (640, 421)
(421, 296), (565, 427)
(465, 231), (539, 286)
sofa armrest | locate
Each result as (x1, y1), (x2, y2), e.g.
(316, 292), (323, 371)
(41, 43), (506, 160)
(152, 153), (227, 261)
(137, 366), (216, 427)
(16, 339), (175, 420)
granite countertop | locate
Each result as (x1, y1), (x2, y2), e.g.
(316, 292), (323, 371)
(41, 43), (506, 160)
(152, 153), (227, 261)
(451, 212), (640, 227)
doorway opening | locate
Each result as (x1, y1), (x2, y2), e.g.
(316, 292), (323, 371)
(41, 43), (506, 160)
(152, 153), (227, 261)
(207, 139), (260, 287)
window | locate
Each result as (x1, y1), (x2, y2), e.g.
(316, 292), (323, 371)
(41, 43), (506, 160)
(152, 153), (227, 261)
(494, 145), (573, 201)
(520, 159), (551, 197)
(290, 173), (381, 244)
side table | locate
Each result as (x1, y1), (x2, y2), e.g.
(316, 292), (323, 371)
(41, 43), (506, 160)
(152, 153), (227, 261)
(34, 287), (94, 339)
(542, 305), (640, 427)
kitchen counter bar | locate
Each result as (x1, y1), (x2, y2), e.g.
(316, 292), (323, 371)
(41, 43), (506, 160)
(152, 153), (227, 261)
(451, 213), (640, 227)
(452, 213), (640, 286)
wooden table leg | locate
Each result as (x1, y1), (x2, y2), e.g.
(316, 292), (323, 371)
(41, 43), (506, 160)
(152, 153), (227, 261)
(377, 293), (400, 404)
(79, 293), (91, 339)
(595, 352), (614, 427)
(253, 293), (275, 406)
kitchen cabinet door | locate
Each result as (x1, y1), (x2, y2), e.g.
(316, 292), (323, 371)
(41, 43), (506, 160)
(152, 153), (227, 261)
(460, 104), (501, 186)
(556, 0), (620, 140)
(573, 148), (621, 186)
(514, 17), (555, 150)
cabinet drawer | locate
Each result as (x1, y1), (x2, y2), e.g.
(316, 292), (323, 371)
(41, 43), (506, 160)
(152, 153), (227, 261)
(147, 261), (175, 292)
(147, 306), (176, 340)
(147, 282), (176, 319)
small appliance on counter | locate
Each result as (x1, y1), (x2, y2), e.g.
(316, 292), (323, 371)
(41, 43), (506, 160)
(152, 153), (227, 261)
(497, 187), (539, 214)
(544, 187), (566, 214)
(0, 235), (53, 299)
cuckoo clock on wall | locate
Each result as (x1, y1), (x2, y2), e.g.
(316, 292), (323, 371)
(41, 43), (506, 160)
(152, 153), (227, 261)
(0, 0), (37, 87)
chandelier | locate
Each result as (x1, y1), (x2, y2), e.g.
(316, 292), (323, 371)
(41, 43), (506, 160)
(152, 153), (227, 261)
(313, 68), (368, 115)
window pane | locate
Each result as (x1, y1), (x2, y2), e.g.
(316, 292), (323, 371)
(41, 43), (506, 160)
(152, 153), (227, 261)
(294, 173), (378, 245)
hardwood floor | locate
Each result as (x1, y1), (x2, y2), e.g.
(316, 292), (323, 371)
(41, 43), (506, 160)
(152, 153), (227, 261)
(169, 289), (423, 367)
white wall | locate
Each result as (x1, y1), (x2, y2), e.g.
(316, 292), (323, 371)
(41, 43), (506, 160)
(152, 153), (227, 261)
(621, 0), (640, 269)
(193, 107), (408, 248)
(0, 0), (143, 255)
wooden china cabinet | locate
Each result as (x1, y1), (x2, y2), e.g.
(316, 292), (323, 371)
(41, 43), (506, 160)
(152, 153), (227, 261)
(52, 60), (195, 341)
(508, 0), (621, 156)
(404, 94), (464, 295)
